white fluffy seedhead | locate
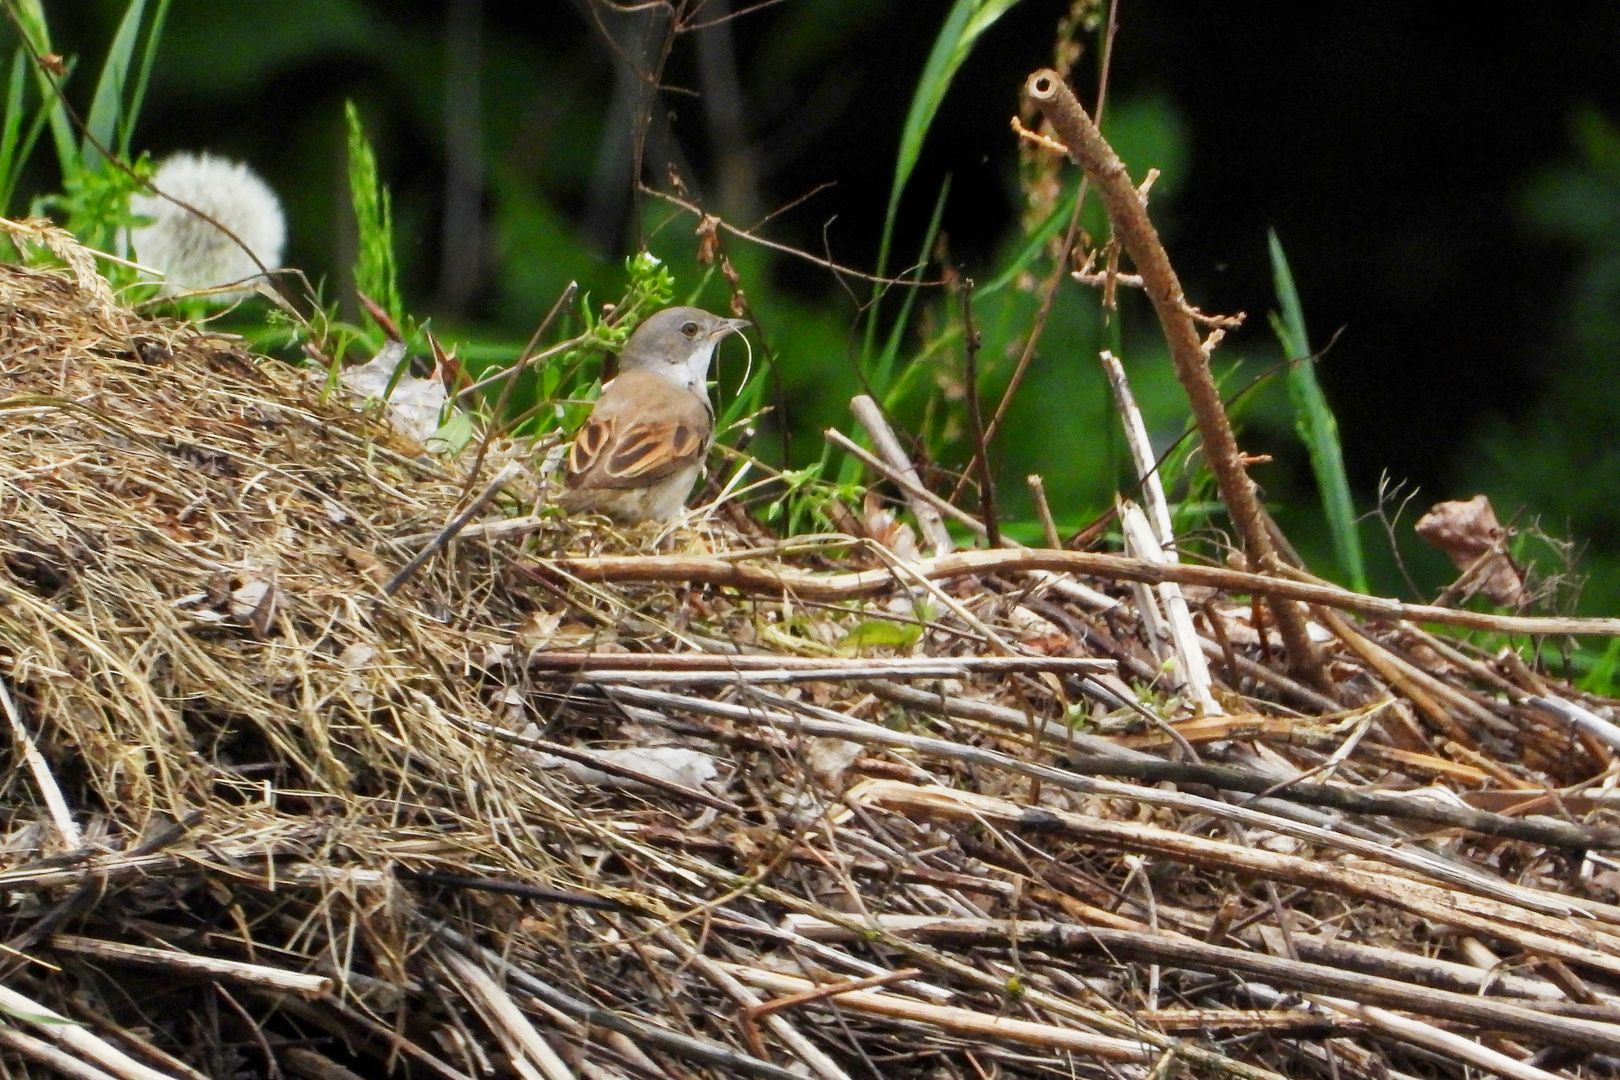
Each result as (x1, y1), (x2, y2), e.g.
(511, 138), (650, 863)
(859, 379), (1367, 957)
(129, 152), (286, 299)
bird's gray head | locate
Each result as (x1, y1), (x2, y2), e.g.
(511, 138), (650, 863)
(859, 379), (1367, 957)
(618, 306), (749, 391)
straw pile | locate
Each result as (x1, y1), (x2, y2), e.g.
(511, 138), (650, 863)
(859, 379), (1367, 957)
(4, 235), (1620, 1080)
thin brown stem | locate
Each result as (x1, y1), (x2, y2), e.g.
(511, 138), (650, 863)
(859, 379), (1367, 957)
(526, 547), (1620, 638)
(1021, 68), (1328, 693)
(957, 277), (999, 546)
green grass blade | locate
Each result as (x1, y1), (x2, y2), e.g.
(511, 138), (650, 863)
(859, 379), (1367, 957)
(862, 0), (1020, 362)
(82, 0), (149, 170)
(345, 100), (401, 325)
(0, 51), (26, 207)
(1268, 229), (1368, 591)
(9, 0), (75, 176)
(981, 176), (1080, 297)
(119, 0), (171, 157)
(871, 174), (951, 401)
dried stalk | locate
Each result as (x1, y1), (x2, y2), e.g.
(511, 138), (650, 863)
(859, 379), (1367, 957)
(1026, 474), (1063, 548)
(824, 427), (987, 534)
(1310, 998), (1564, 1080)
(855, 782), (1620, 974)
(434, 927), (804, 1080)
(718, 963), (1154, 1062)
(0, 983), (177, 1080)
(440, 948), (575, 1080)
(1022, 68), (1326, 690)
(532, 548), (1620, 637)
(848, 394), (953, 556)
(50, 934), (332, 998)
(597, 687), (1620, 884)
(525, 652), (1111, 676)
(0, 1024), (123, 1080)
(1063, 754), (1611, 850)
(384, 460), (523, 596)
(0, 676), (79, 847)
(1105, 350), (1220, 713)
(651, 927), (852, 1080)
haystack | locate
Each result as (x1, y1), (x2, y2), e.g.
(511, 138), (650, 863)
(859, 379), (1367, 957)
(4, 233), (1620, 1080)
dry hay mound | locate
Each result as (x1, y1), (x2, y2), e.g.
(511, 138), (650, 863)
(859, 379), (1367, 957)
(3, 253), (1620, 1080)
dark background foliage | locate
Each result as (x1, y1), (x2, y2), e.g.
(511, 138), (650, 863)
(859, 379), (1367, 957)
(47, 0), (1620, 611)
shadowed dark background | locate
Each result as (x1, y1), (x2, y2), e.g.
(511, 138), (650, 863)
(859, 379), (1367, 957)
(50, 0), (1620, 608)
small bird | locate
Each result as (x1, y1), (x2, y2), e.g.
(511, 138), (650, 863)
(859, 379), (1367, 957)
(562, 306), (749, 523)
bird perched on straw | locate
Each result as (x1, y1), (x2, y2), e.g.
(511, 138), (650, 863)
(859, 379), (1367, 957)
(561, 306), (749, 523)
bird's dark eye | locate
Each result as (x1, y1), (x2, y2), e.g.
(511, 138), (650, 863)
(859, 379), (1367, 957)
(681, 321), (700, 337)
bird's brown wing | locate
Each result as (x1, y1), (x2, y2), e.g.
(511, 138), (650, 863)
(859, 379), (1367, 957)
(565, 370), (711, 491)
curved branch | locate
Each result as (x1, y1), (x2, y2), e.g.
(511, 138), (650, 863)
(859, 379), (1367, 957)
(1021, 68), (1328, 691)
(526, 548), (1620, 638)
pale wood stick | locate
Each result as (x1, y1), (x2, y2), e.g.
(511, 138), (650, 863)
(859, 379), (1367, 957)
(714, 905), (955, 1003)
(827, 427), (983, 536)
(0, 984), (178, 1080)
(1105, 350), (1221, 714)
(1119, 503), (1174, 670)
(0, 677), (79, 847)
(823, 426), (971, 550)
(846, 395), (954, 556)
(1103, 1009), (1366, 1035)
(714, 963), (1152, 1062)
(533, 547), (1620, 637)
(1311, 997), (1564, 1080)
(1248, 926), (1615, 1011)
(0, 1023), (122, 1080)
(651, 928), (853, 1080)
(1530, 694), (1620, 752)
(1122, 502), (1223, 714)
(526, 652), (1111, 676)
(50, 934), (331, 999)
(439, 949), (574, 1080)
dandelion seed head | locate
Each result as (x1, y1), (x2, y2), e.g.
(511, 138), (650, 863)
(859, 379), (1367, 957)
(129, 152), (286, 299)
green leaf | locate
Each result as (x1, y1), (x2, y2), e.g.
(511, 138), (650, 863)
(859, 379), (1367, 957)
(863, 0), (1020, 360)
(0, 52), (29, 208)
(8, 0), (75, 176)
(838, 618), (924, 653)
(120, 0), (172, 157)
(1579, 638), (1620, 697)
(432, 408), (477, 456)
(871, 174), (951, 403)
(82, 0), (148, 170)
(1267, 229), (1368, 592)
(981, 176), (1080, 297)
(885, 0), (1018, 252)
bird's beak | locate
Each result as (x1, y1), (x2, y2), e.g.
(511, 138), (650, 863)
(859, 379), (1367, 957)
(713, 318), (750, 339)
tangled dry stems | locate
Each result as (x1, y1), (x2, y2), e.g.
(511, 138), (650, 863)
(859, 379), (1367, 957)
(2, 246), (1620, 1079)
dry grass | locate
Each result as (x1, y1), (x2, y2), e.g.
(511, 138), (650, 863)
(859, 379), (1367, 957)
(3, 236), (1620, 1079)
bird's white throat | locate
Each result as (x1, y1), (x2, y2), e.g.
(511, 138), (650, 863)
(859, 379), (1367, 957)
(668, 340), (718, 392)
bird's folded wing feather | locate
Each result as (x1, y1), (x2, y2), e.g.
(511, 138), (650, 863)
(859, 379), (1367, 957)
(565, 370), (711, 491)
